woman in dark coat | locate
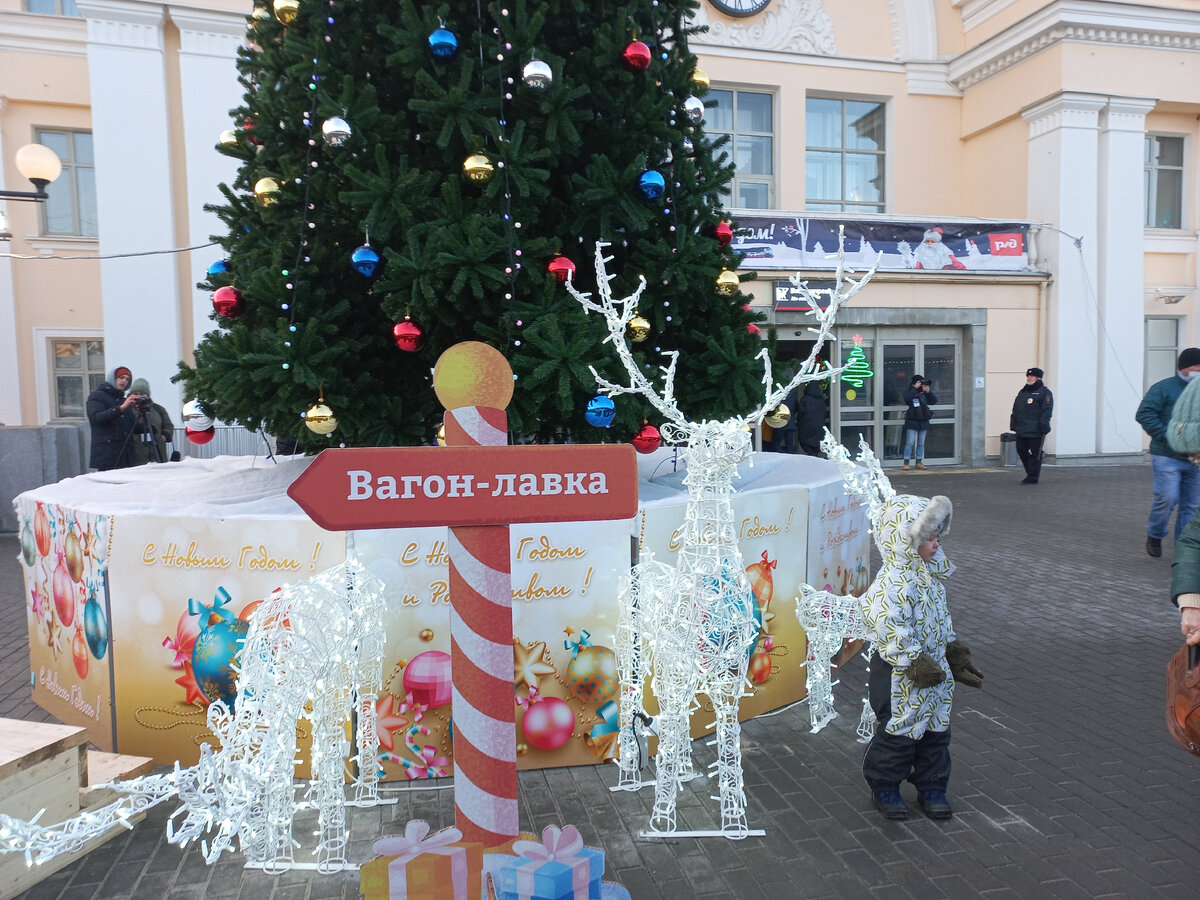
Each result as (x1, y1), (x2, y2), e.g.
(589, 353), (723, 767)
(794, 382), (828, 457)
(86, 365), (136, 470)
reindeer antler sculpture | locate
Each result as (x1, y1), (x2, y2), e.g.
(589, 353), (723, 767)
(567, 231), (877, 837)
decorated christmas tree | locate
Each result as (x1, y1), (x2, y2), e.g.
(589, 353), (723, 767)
(176, 0), (768, 450)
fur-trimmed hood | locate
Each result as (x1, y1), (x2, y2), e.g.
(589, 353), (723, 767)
(875, 494), (953, 564)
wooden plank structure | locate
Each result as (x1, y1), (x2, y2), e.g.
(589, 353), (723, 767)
(0, 719), (153, 900)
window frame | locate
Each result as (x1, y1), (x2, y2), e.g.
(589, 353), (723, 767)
(35, 127), (97, 238)
(24, 0), (81, 15)
(804, 93), (888, 214)
(707, 85), (777, 211)
(34, 329), (105, 422)
(1144, 132), (1186, 232)
(1144, 316), (1182, 393)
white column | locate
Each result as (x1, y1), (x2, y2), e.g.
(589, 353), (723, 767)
(75, 0), (180, 405)
(1097, 97), (1155, 455)
(0, 98), (21, 425)
(167, 7), (243, 383)
(1023, 92), (1105, 457)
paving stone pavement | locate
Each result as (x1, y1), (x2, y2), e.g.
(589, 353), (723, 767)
(4, 463), (1200, 899)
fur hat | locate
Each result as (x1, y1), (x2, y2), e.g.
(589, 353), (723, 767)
(1168, 377), (1200, 454)
(1026, 367), (1044, 379)
(903, 495), (952, 550)
(129, 378), (151, 396)
(1178, 348), (1200, 371)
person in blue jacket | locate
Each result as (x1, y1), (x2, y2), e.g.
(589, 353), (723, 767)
(1136, 348), (1200, 558)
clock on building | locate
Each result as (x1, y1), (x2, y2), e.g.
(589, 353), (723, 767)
(707, 0), (772, 17)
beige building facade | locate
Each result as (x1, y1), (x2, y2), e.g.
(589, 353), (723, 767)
(2, 0), (1198, 468)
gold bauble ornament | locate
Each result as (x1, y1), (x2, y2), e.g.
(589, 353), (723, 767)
(435, 423), (446, 447)
(250, 7), (272, 29)
(273, 0), (299, 25)
(516, 742), (529, 757)
(254, 176), (281, 207)
(218, 129), (239, 148)
(716, 269), (740, 295)
(304, 394), (338, 435)
(692, 68), (710, 91)
(764, 403), (791, 429)
(419, 628), (435, 642)
(463, 153), (495, 184)
(627, 314), (651, 343)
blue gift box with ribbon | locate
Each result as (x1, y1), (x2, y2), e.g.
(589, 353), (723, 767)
(487, 826), (605, 900)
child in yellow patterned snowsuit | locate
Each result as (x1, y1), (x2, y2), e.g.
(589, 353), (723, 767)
(860, 493), (982, 821)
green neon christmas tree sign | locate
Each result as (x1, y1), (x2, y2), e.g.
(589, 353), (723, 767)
(842, 336), (874, 388)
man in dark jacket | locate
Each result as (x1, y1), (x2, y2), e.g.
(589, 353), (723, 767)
(1136, 348), (1200, 558)
(86, 365), (136, 470)
(1009, 367), (1053, 485)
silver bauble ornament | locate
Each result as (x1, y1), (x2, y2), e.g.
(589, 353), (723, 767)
(522, 59), (553, 90)
(321, 116), (351, 147)
(683, 96), (705, 125)
(181, 400), (213, 431)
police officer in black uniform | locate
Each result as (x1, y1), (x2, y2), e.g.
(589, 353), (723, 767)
(1010, 367), (1054, 484)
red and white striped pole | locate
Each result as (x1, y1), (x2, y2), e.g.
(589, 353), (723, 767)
(433, 343), (518, 847)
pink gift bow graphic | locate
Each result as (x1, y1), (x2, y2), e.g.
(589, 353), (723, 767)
(372, 821), (467, 899)
(509, 825), (591, 900)
(397, 690), (427, 723)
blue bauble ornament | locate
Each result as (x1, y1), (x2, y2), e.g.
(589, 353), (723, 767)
(638, 170), (666, 200)
(428, 27), (458, 59)
(700, 565), (762, 669)
(83, 592), (109, 661)
(351, 244), (381, 278)
(585, 395), (616, 428)
(207, 259), (230, 277)
(191, 616), (249, 708)
(20, 522), (36, 567)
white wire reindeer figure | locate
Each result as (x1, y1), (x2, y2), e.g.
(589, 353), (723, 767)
(566, 234), (876, 837)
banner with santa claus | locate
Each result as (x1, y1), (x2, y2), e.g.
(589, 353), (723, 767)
(730, 216), (1033, 273)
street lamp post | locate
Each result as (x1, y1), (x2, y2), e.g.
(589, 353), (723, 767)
(1, 143), (62, 202)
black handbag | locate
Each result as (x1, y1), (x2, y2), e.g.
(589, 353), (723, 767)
(1166, 642), (1200, 756)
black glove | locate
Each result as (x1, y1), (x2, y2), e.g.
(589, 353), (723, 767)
(945, 639), (983, 688)
(903, 653), (946, 689)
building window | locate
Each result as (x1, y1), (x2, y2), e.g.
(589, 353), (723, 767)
(51, 339), (105, 418)
(1145, 317), (1181, 391)
(26, 0), (81, 15)
(1145, 134), (1183, 230)
(805, 97), (886, 213)
(36, 129), (97, 237)
(708, 88), (774, 209)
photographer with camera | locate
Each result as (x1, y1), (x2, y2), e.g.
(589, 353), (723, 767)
(124, 378), (175, 466)
(86, 365), (136, 471)
(901, 374), (937, 471)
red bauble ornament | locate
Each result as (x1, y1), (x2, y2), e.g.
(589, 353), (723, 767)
(212, 285), (244, 318)
(547, 255), (576, 283)
(710, 221), (733, 247)
(53, 556), (76, 626)
(622, 40), (652, 72)
(72, 627), (89, 680)
(392, 317), (424, 352)
(34, 503), (51, 558)
(632, 423), (662, 454)
(404, 650), (452, 708)
(186, 426), (216, 445)
(763, 634), (775, 652)
(242, 115), (261, 146)
(747, 323), (762, 337)
(749, 650), (772, 684)
(522, 696), (576, 750)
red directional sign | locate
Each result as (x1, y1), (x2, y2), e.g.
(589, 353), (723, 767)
(286, 444), (639, 532)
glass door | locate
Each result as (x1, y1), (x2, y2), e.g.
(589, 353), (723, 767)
(832, 330), (961, 466)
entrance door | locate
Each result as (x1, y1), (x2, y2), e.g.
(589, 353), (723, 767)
(832, 330), (961, 466)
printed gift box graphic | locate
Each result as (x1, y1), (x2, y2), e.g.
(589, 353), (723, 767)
(360, 821), (483, 899)
(485, 825), (605, 900)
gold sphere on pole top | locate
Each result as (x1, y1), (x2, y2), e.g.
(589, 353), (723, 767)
(433, 341), (514, 411)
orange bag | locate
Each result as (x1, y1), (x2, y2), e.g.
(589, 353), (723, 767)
(1166, 642), (1200, 756)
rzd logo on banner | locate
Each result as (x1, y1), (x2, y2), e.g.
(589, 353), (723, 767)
(988, 232), (1024, 255)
